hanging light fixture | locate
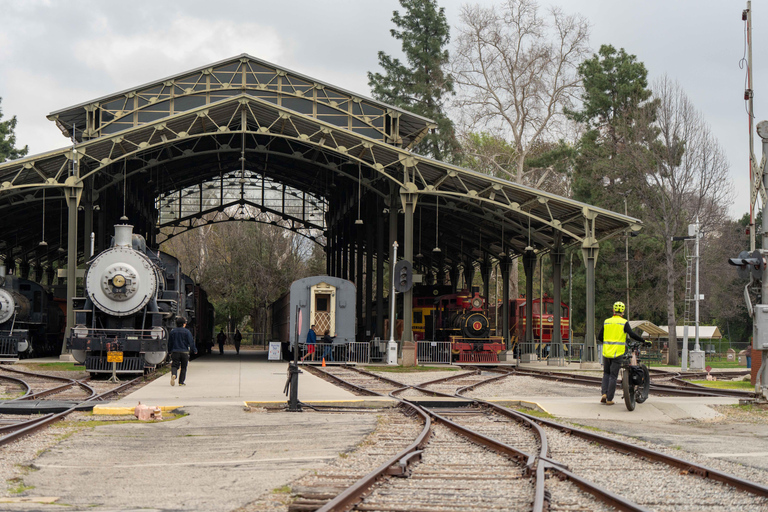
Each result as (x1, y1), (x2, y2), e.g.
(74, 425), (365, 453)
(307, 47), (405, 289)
(39, 188), (47, 247)
(355, 162), (364, 225)
(416, 207), (423, 259)
(498, 224), (505, 258)
(433, 196), (441, 253)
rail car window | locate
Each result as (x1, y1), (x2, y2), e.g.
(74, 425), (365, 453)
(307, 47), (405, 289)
(315, 295), (329, 312)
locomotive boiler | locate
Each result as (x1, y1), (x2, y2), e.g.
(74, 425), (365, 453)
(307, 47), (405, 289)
(0, 268), (65, 361)
(68, 224), (184, 374)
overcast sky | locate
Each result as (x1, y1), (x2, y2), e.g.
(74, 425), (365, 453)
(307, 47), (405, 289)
(0, 0), (763, 221)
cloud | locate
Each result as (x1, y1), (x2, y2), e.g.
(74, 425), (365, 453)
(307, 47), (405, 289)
(73, 16), (289, 90)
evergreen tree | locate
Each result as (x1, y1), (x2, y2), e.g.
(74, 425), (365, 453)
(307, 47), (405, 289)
(368, 0), (458, 162)
(566, 45), (656, 210)
(0, 97), (29, 162)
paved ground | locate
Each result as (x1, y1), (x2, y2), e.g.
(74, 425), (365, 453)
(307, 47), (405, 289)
(11, 407), (379, 511)
(3, 351), (766, 510)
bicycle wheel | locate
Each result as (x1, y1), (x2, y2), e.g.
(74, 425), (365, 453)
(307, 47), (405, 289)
(635, 364), (651, 404)
(622, 367), (636, 411)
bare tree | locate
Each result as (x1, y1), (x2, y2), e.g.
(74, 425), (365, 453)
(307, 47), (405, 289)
(451, 0), (589, 185)
(629, 76), (734, 365)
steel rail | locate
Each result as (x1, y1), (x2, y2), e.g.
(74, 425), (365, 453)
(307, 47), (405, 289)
(0, 373), (32, 397)
(543, 462), (652, 512)
(513, 368), (753, 398)
(417, 384), (652, 511)
(333, 367), (551, 510)
(319, 366), (655, 511)
(315, 402), (432, 512)
(0, 376), (143, 447)
(669, 376), (754, 398)
(516, 409), (768, 499)
(310, 366), (404, 396)
(0, 414), (54, 434)
(413, 367), (482, 387)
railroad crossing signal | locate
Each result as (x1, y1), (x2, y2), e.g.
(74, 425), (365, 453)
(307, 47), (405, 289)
(394, 260), (413, 293)
(729, 250), (765, 280)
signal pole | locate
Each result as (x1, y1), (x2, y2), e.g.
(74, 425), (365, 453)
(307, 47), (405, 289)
(731, 3), (768, 402)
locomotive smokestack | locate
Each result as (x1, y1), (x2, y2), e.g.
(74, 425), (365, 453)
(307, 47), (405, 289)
(114, 225), (134, 248)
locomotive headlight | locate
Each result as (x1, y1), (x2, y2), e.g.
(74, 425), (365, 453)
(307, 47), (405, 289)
(74, 325), (89, 338)
(472, 298), (482, 309)
(150, 326), (165, 340)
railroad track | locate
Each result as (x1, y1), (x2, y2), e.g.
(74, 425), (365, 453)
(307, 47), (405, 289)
(295, 365), (768, 512)
(0, 366), (145, 447)
(506, 367), (755, 399)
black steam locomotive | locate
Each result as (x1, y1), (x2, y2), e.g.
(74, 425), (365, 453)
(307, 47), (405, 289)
(68, 224), (213, 374)
(0, 270), (66, 362)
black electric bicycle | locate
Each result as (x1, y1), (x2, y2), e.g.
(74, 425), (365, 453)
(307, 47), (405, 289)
(621, 340), (650, 411)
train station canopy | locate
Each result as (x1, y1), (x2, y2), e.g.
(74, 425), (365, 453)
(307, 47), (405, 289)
(0, 54), (642, 272)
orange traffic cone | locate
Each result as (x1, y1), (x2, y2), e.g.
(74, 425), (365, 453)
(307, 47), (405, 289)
(322, 357), (326, 367)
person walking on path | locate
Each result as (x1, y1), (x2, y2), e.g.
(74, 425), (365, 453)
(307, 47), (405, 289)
(597, 301), (647, 405)
(234, 329), (242, 355)
(321, 329), (335, 362)
(301, 324), (317, 362)
(216, 330), (226, 355)
(169, 316), (197, 386)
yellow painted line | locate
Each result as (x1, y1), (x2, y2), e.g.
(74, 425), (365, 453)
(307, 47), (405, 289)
(485, 399), (551, 415)
(92, 405), (183, 415)
(0, 497), (59, 504)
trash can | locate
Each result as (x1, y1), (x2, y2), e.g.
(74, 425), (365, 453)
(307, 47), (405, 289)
(747, 355), (752, 369)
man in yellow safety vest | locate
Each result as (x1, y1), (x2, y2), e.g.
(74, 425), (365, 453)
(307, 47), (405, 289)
(597, 301), (647, 405)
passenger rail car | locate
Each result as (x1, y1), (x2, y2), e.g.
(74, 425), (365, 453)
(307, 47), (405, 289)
(0, 269), (65, 362)
(270, 276), (356, 360)
(68, 224), (186, 374)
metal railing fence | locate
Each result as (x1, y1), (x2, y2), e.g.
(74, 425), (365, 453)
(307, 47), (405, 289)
(297, 342), (370, 364)
(416, 341), (452, 364)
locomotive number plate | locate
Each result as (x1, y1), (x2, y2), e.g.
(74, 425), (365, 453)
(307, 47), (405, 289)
(107, 351), (123, 363)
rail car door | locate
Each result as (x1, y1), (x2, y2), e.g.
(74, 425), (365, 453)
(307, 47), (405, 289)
(309, 282), (336, 336)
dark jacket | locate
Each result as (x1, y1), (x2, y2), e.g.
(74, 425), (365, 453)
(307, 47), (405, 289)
(168, 327), (197, 354)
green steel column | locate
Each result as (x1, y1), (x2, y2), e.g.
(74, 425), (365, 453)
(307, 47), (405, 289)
(388, 184), (398, 338)
(62, 173), (83, 354)
(501, 257), (510, 347)
(523, 249), (536, 347)
(376, 196), (385, 339)
(582, 240), (599, 363)
(365, 202), (374, 339)
(551, 245), (564, 358)
(401, 185), (415, 343)
(356, 220), (364, 340)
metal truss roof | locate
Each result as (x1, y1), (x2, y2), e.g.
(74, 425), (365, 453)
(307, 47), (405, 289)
(47, 54), (434, 150)
(0, 93), (641, 272)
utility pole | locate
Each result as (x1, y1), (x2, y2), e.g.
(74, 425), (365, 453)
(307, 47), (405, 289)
(728, 2), (768, 402)
(747, 2), (757, 252)
(691, 218), (704, 370)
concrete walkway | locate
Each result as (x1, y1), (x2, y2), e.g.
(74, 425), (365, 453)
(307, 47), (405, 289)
(101, 350), (386, 411)
(19, 352), (739, 422)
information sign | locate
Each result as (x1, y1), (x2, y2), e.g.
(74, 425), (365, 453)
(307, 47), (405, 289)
(107, 351), (123, 363)
(268, 342), (282, 361)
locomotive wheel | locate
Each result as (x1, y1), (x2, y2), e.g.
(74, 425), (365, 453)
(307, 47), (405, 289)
(635, 365), (650, 404)
(622, 368), (636, 411)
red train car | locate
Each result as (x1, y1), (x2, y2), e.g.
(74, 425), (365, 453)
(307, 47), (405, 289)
(501, 296), (569, 345)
